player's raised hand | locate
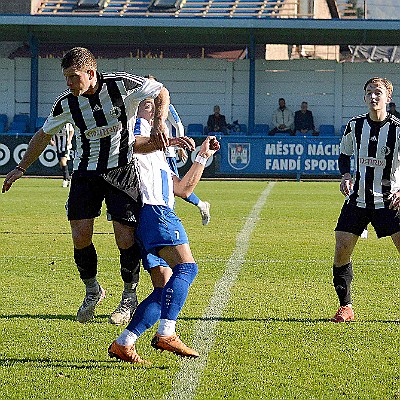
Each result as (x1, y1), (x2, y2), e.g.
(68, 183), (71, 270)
(199, 136), (220, 158)
(169, 136), (195, 151)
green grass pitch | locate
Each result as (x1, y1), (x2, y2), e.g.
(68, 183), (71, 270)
(1, 178), (400, 399)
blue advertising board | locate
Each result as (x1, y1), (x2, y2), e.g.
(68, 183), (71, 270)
(0, 133), (342, 179)
(219, 135), (341, 178)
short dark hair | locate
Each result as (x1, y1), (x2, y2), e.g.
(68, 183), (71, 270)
(61, 47), (97, 71)
(389, 102), (396, 107)
(279, 98), (285, 102)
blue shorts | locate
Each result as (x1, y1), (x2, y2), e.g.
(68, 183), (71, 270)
(142, 252), (169, 271)
(136, 204), (188, 255)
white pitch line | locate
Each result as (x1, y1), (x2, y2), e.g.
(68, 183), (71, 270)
(164, 182), (275, 400)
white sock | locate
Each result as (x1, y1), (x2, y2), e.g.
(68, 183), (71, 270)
(116, 329), (138, 346)
(197, 200), (205, 210)
(157, 319), (176, 336)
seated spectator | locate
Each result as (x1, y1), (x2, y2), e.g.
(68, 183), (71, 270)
(269, 98), (294, 136)
(206, 105), (228, 134)
(294, 101), (316, 135)
(388, 102), (400, 118)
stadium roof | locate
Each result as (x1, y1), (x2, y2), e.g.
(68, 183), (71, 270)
(0, 15), (400, 47)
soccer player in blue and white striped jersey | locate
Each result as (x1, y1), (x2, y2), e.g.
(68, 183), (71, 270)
(145, 75), (211, 225)
(108, 98), (220, 363)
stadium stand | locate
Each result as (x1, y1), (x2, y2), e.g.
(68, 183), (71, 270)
(34, 0), (298, 18)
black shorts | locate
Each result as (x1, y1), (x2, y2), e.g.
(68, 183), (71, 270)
(66, 162), (141, 227)
(335, 202), (400, 238)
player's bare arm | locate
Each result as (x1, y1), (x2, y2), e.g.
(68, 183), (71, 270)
(151, 87), (170, 151)
(2, 128), (52, 193)
(173, 136), (220, 198)
(134, 136), (195, 154)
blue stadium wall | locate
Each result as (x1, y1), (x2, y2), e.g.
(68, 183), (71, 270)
(0, 134), (341, 179)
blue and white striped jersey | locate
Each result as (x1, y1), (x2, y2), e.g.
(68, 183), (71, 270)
(165, 104), (185, 158)
(134, 118), (175, 209)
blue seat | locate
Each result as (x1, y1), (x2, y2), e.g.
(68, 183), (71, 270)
(0, 114), (8, 125)
(187, 123), (204, 136)
(253, 124), (269, 135)
(36, 117), (47, 130)
(318, 124), (335, 136)
(9, 114), (29, 133)
(8, 121), (28, 133)
(239, 124), (247, 134)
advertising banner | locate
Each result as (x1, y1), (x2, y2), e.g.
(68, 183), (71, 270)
(0, 133), (341, 179)
(219, 135), (341, 178)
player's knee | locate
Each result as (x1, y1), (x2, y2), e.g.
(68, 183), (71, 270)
(173, 262), (198, 285)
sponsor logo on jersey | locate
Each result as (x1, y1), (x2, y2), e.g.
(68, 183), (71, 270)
(369, 136), (378, 142)
(381, 146), (391, 156)
(228, 143), (250, 170)
(85, 124), (120, 140)
(110, 106), (122, 118)
(359, 156), (386, 168)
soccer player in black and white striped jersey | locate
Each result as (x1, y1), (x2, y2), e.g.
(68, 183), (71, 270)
(331, 77), (400, 322)
(2, 47), (194, 326)
(51, 122), (74, 187)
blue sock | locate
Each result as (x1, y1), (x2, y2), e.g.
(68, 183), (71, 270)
(160, 263), (198, 321)
(183, 193), (200, 206)
(126, 287), (163, 337)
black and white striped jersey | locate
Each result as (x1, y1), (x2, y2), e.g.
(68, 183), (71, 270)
(53, 123), (74, 154)
(340, 112), (400, 209)
(42, 72), (163, 173)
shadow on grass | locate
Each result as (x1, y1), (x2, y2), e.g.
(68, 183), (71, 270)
(0, 314), (121, 323)
(2, 314), (400, 325)
(180, 316), (400, 324)
(0, 357), (167, 370)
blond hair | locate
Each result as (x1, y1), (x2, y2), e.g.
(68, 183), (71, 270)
(364, 77), (393, 98)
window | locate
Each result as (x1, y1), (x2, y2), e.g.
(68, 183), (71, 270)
(148, 0), (183, 12)
(75, 0), (106, 10)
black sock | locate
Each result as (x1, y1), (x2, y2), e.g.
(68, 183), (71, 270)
(119, 243), (141, 287)
(333, 262), (353, 306)
(61, 165), (70, 180)
(74, 243), (97, 280)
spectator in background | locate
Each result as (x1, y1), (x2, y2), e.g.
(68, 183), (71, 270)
(294, 101), (315, 136)
(206, 105), (228, 134)
(270, 98), (294, 136)
(388, 102), (400, 118)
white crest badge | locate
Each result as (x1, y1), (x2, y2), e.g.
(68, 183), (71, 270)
(110, 106), (121, 118)
(228, 143), (250, 170)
